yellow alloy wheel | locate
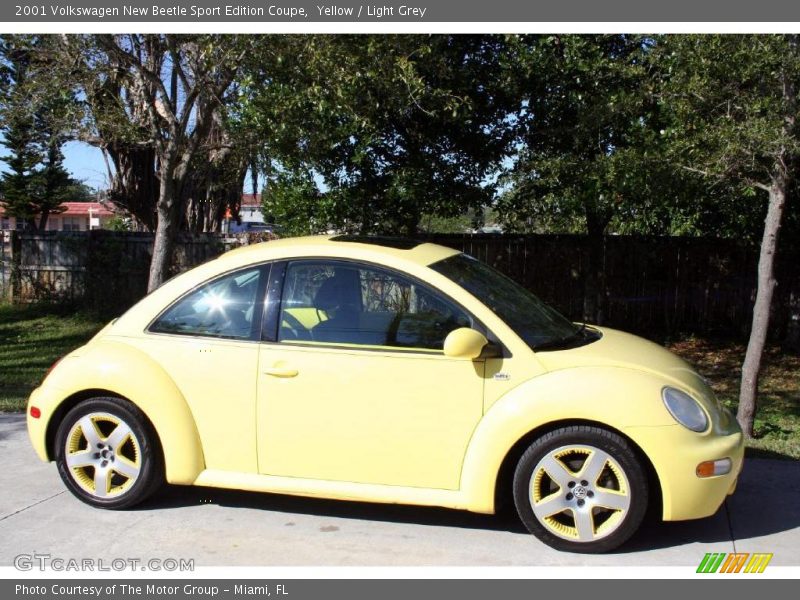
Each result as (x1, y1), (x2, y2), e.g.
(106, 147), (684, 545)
(55, 397), (163, 509)
(530, 445), (631, 542)
(64, 412), (142, 498)
(513, 425), (648, 553)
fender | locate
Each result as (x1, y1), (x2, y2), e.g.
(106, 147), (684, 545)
(459, 366), (675, 513)
(39, 339), (205, 484)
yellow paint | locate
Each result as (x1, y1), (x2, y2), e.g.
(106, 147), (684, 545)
(26, 234), (744, 523)
(120, 335), (260, 473)
(257, 342), (484, 489)
(443, 327), (488, 359)
(624, 423), (743, 520)
(534, 327), (728, 431)
(27, 341), (204, 484)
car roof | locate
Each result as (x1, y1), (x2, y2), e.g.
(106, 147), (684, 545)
(219, 234), (461, 267)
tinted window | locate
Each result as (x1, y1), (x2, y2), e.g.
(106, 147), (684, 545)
(279, 261), (471, 350)
(151, 267), (264, 339)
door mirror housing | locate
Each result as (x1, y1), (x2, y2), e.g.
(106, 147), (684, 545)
(443, 328), (489, 359)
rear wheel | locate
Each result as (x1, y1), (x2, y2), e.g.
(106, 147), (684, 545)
(54, 397), (163, 509)
(513, 425), (648, 553)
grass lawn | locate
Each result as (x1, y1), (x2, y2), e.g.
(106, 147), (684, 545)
(0, 303), (797, 459)
(0, 304), (106, 412)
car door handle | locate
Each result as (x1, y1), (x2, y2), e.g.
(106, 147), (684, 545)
(263, 367), (299, 378)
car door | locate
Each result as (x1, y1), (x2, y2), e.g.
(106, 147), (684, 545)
(140, 264), (269, 474)
(256, 259), (485, 490)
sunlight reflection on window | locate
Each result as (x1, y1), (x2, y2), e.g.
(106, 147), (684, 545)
(197, 291), (229, 316)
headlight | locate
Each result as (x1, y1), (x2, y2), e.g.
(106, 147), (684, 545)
(662, 387), (709, 432)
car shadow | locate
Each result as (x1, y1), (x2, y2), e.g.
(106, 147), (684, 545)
(131, 458), (800, 552)
(723, 458), (800, 544)
(139, 483), (529, 534)
(616, 457), (800, 553)
(617, 509), (733, 553)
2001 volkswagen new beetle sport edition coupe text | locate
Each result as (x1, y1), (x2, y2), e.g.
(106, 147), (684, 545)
(26, 235), (744, 553)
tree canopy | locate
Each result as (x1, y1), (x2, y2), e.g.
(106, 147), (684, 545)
(244, 35), (520, 236)
(0, 36), (88, 230)
(49, 34), (256, 289)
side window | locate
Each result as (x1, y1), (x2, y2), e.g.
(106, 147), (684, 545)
(278, 261), (471, 350)
(151, 267), (264, 339)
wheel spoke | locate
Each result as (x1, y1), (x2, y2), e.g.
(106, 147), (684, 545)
(538, 455), (573, 488)
(592, 490), (630, 512)
(579, 449), (610, 486)
(112, 457), (140, 480)
(93, 468), (109, 497)
(573, 509), (595, 541)
(532, 492), (570, 520)
(66, 450), (95, 469)
(106, 421), (132, 449)
(79, 416), (102, 448)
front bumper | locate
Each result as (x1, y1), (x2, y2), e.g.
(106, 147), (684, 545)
(624, 423), (744, 521)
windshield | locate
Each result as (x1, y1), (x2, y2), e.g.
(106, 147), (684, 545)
(430, 253), (583, 350)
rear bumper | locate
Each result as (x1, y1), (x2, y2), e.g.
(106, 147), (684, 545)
(26, 385), (58, 462)
(624, 424), (744, 521)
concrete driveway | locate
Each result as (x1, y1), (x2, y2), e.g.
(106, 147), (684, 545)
(1, 413), (797, 567)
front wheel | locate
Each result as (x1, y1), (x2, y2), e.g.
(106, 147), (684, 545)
(54, 397), (163, 509)
(513, 425), (648, 553)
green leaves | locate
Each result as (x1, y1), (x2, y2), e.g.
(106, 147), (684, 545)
(661, 35), (800, 187)
(244, 35), (518, 234)
(494, 35), (800, 241)
(654, 35), (800, 239)
(0, 35), (85, 228)
(498, 35), (671, 235)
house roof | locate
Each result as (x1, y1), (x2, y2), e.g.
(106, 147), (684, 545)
(0, 201), (116, 218)
(240, 193), (262, 207)
(60, 202), (116, 217)
(2, 193), (259, 218)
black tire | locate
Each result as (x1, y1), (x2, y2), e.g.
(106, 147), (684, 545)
(513, 425), (648, 553)
(54, 397), (163, 509)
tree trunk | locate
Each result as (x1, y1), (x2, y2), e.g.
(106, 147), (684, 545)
(737, 177), (788, 438)
(37, 211), (49, 232)
(106, 144), (158, 231)
(147, 177), (179, 292)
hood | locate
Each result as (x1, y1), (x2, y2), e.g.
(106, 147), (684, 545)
(535, 326), (732, 429)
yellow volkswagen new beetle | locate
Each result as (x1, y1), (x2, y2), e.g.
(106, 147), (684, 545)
(27, 235), (744, 552)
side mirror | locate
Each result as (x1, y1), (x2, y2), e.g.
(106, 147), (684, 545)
(443, 328), (489, 359)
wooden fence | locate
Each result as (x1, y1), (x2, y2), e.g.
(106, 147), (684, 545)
(0, 231), (13, 302)
(4, 230), (799, 341)
(426, 234), (800, 341)
(7, 231), (241, 313)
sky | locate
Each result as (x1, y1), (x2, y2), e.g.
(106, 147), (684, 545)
(62, 141), (108, 189)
